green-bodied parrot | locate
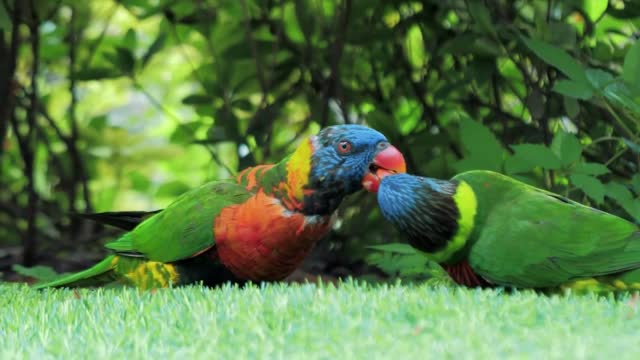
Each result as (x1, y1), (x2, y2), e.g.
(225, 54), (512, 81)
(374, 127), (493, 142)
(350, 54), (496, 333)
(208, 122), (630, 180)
(35, 125), (406, 289)
(369, 170), (640, 293)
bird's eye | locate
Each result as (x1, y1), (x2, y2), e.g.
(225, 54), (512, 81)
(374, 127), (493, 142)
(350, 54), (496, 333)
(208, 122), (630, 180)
(337, 140), (352, 154)
(377, 142), (389, 150)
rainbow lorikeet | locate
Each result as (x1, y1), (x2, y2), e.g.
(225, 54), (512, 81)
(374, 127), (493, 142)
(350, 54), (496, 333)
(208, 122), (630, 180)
(36, 125), (406, 289)
(372, 170), (640, 293)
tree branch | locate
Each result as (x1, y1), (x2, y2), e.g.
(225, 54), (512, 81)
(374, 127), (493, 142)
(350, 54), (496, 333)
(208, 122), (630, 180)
(22, 0), (40, 266)
(0, 0), (21, 161)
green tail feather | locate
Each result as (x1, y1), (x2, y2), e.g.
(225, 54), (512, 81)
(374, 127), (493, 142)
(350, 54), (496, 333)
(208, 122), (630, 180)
(34, 255), (182, 290)
(34, 255), (118, 289)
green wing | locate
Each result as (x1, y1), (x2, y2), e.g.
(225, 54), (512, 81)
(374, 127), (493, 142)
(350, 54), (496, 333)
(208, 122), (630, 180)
(455, 170), (640, 288)
(104, 180), (252, 262)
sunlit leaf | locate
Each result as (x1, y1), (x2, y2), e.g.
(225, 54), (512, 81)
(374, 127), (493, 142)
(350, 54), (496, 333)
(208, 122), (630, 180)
(583, 0), (608, 21)
(623, 40), (640, 85)
(604, 81), (640, 115)
(570, 174), (605, 204)
(572, 162), (610, 176)
(605, 182), (633, 203)
(511, 144), (562, 170)
(586, 68), (614, 90)
(182, 94), (212, 105)
(113, 47), (135, 74)
(129, 171), (151, 191)
(504, 153), (535, 175)
(156, 180), (191, 198)
(73, 67), (121, 81)
(123, 28), (137, 50)
(552, 80), (593, 100)
(12, 265), (64, 282)
(622, 199), (640, 223)
(405, 25), (426, 68)
(454, 114), (505, 172)
(551, 131), (582, 166)
(521, 36), (588, 84)
(0, 4), (10, 30)
(563, 96), (580, 118)
(623, 138), (640, 154)
(141, 31), (167, 68)
(468, 0), (494, 35)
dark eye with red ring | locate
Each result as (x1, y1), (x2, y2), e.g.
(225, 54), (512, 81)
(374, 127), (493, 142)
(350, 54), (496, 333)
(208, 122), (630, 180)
(337, 140), (352, 154)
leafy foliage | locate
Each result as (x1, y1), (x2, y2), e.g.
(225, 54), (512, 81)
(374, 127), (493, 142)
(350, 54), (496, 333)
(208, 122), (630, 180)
(0, 0), (638, 279)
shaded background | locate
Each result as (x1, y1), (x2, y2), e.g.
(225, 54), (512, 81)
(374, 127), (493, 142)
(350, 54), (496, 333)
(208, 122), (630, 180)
(0, 0), (639, 281)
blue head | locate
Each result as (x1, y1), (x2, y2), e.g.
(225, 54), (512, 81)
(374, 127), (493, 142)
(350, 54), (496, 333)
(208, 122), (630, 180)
(302, 124), (406, 214)
(377, 173), (461, 253)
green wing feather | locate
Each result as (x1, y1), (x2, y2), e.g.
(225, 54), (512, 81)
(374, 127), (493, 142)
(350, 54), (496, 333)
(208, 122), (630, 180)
(454, 170), (640, 288)
(104, 180), (252, 262)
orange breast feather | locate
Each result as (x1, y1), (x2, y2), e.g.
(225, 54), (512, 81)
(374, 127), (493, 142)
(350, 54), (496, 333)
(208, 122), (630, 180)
(213, 190), (332, 281)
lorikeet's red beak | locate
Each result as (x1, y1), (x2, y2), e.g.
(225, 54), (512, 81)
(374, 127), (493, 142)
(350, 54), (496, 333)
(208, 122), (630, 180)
(362, 145), (406, 192)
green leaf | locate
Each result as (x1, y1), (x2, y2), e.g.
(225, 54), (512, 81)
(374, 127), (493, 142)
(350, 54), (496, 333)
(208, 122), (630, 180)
(504, 153), (535, 175)
(468, 0), (494, 35)
(586, 68), (614, 90)
(572, 162), (610, 176)
(455, 114), (505, 172)
(552, 80), (593, 100)
(73, 67), (121, 81)
(368, 243), (418, 255)
(405, 25), (426, 68)
(12, 265), (63, 282)
(88, 115), (108, 131)
(604, 81), (640, 115)
(632, 174), (640, 194)
(510, 144), (562, 170)
(141, 32), (167, 68)
(583, 0), (608, 21)
(182, 94), (211, 105)
(563, 96), (580, 118)
(156, 180), (190, 198)
(170, 121), (200, 144)
(521, 37), (588, 84)
(0, 3), (10, 31)
(623, 40), (640, 85)
(282, 2), (305, 43)
(605, 182), (633, 203)
(551, 131), (582, 166)
(232, 99), (253, 111)
(113, 47), (135, 74)
(570, 174), (605, 204)
(623, 138), (640, 154)
(546, 21), (577, 49)
(123, 28), (137, 50)
(622, 199), (640, 223)
(129, 171), (151, 191)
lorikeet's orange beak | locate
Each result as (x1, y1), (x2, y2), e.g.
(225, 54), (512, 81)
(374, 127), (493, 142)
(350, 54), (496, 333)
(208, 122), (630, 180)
(362, 145), (406, 192)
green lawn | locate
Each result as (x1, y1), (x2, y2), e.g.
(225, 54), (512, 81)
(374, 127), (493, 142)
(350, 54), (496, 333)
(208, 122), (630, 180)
(1, 280), (639, 359)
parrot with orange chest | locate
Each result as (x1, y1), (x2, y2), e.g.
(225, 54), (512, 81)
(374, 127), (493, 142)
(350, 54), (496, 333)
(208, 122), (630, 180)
(35, 125), (406, 289)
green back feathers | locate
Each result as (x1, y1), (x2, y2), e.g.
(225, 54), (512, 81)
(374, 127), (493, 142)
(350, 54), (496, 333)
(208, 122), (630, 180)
(105, 181), (251, 262)
(456, 170), (640, 288)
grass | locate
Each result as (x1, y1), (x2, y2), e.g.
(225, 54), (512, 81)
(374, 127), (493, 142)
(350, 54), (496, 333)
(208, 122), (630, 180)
(2, 280), (640, 359)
